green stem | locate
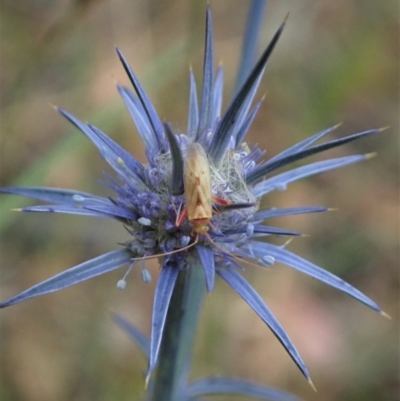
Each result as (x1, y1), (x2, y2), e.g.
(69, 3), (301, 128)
(150, 262), (206, 400)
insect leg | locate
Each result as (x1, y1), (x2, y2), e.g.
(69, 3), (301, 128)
(212, 196), (230, 205)
(175, 206), (188, 227)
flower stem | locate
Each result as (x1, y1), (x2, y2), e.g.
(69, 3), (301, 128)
(150, 262), (206, 400)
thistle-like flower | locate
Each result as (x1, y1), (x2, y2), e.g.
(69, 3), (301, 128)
(0, 5), (386, 392)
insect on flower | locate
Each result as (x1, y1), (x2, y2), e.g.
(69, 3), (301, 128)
(0, 5), (389, 393)
(177, 142), (233, 234)
(125, 143), (231, 263)
(181, 142), (214, 235)
(174, 141), (257, 262)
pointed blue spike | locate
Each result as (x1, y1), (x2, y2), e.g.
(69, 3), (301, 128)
(252, 155), (369, 197)
(196, 6), (214, 141)
(0, 249), (132, 308)
(147, 265), (179, 383)
(18, 204), (134, 220)
(89, 124), (145, 181)
(115, 47), (166, 152)
(164, 123), (184, 195)
(238, 241), (384, 313)
(0, 187), (107, 205)
(57, 108), (146, 189)
(57, 107), (109, 151)
(81, 204), (137, 220)
(223, 225), (300, 237)
(187, 68), (199, 140)
(246, 128), (383, 184)
(117, 85), (159, 156)
(211, 65), (224, 123)
(234, 0), (268, 95)
(231, 68), (264, 144)
(254, 206), (328, 221)
(186, 376), (300, 401)
(195, 245), (215, 292)
(217, 266), (312, 383)
(235, 99), (263, 147)
(209, 17), (287, 164)
(267, 124), (342, 164)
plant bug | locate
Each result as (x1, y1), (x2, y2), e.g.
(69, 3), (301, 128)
(176, 142), (230, 236)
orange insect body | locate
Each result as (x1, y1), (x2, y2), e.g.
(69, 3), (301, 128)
(183, 142), (213, 235)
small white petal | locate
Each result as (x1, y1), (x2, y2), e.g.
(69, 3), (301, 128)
(141, 269), (152, 283)
(117, 279), (126, 290)
(246, 224), (255, 236)
(262, 255), (275, 266)
(180, 236), (191, 247)
(72, 195), (85, 202)
(138, 217), (152, 226)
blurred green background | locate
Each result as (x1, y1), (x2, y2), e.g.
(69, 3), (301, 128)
(0, 1), (398, 400)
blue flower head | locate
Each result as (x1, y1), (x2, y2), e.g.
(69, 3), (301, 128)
(0, 5), (387, 390)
